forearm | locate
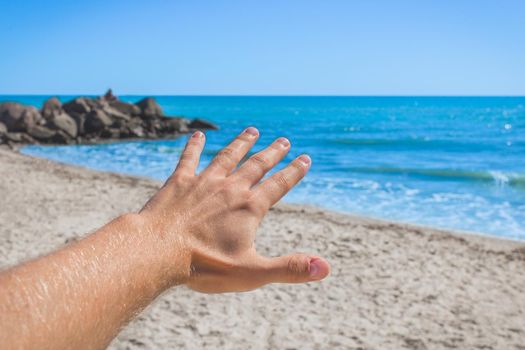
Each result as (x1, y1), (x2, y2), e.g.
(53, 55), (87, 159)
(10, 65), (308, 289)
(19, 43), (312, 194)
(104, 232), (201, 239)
(0, 128), (330, 349)
(0, 214), (190, 350)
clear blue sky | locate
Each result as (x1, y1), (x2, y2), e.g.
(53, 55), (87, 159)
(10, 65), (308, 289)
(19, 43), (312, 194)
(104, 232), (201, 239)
(0, 0), (524, 95)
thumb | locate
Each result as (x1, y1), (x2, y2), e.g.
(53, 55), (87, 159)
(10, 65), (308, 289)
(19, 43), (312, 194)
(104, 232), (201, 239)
(262, 253), (331, 284)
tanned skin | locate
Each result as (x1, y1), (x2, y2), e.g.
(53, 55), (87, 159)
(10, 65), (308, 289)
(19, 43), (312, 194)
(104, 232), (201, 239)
(0, 127), (331, 349)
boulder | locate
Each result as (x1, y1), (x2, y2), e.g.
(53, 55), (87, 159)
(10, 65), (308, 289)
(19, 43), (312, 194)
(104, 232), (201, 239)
(162, 117), (190, 133)
(0, 102), (43, 131)
(84, 97), (107, 110)
(145, 118), (162, 132)
(84, 109), (113, 133)
(103, 89), (117, 102)
(102, 105), (130, 121)
(101, 128), (121, 139)
(27, 125), (56, 141)
(49, 112), (78, 138)
(71, 114), (86, 136)
(128, 125), (145, 138)
(0, 91), (219, 146)
(109, 100), (141, 116)
(135, 97), (163, 117)
(63, 98), (91, 115)
(0, 102), (24, 129)
(52, 130), (75, 145)
(42, 97), (62, 119)
(5, 132), (23, 142)
(18, 107), (43, 131)
(188, 118), (219, 130)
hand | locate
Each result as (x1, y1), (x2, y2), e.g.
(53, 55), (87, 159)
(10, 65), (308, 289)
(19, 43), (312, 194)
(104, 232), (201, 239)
(138, 127), (330, 293)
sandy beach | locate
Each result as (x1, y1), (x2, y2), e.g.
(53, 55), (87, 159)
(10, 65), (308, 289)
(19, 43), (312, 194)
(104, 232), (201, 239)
(1, 148), (524, 350)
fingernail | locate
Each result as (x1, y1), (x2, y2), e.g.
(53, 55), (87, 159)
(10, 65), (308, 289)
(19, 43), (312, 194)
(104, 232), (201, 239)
(276, 137), (290, 147)
(298, 154), (311, 166)
(309, 258), (322, 279)
(192, 131), (204, 138)
(244, 127), (259, 137)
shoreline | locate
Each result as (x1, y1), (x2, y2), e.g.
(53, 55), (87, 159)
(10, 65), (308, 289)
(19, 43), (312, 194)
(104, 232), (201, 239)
(16, 145), (525, 244)
(1, 149), (524, 349)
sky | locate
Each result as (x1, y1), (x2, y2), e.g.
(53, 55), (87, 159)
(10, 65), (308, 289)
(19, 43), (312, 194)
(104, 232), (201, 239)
(0, 0), (524, 95)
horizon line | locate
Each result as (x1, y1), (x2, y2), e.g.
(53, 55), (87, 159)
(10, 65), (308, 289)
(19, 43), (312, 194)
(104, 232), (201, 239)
(0, 93), (524, 98)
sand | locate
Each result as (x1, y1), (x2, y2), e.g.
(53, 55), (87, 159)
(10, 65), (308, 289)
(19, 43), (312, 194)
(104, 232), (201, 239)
(1, 148), (524, 350)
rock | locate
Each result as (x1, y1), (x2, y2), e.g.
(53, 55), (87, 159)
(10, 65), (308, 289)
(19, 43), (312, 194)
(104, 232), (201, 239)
(109, 100), (141, 116)
(188, 118), (219, 130)
(5, 132), (23, 142)
(18, 107), (43, 131)
(52, 130), (75, 144)
(71, 114), (86, 136)
(84, 97), (107, 111)
(103, 89), (117, 102)
(42, 97), (62, 119)
(0, 102), (43, 131)
(49, 112), (78, 138)
(128, 125), (145, 138)
(63, 98), (91, 115)
(4, 132), (37, 144)
(163, 117), (190, 133)
(102, 105), (131, 121)
(84, 109), (113, 133)
(0, 102), (24, 130)
(145, 118), (162, 132)
(135, 97), (163, 117)
(27, 125), (56, 141)
(0, 91), (218, 146)
(101, 128), (121, 139)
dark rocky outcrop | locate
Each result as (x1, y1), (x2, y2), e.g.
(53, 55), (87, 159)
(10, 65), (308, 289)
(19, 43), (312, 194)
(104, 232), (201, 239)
(189, 118), (219, 130)
(0, 90), (218, 147)
(84, 109), (113, 133)
(135, 97), (163, 118)
(103, 89), (117, 102)
(63, 98), (91, 116)
(0, 103), (43, 132)
(109, 100), (141, 116)
(41, 97), (78, 138)
(42, 97), (62, 119)
(48, 112), (78, 138)
(27, 125), (56, 141)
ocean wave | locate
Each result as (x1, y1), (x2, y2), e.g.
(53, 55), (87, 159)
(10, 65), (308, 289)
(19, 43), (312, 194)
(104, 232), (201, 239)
(332, 137), (461, 146)
(345, 167), (525, 187)
(330, 137), (523, 150)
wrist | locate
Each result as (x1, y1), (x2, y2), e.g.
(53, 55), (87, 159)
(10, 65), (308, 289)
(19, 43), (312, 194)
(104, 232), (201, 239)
(116, 213), (193, 290)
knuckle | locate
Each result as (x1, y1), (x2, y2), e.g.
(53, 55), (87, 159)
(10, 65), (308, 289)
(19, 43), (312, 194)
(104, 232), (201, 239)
(269, 142), (283, 151)
(179, 151), (195, 163)
(291, 160), (306, 172)
(244, 193), (265, 214)
(219, 184), (243, 207)
(237, 133), (253, 142)
(169, 172), (191, 185)
(215, 148), (235, 168)
(272, 173), (290, 191)
(250, 153), (270, 169)
(287, 254), (309, 279)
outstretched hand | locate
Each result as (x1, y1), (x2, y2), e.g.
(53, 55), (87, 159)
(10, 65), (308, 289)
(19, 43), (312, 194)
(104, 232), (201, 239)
(139, 127), (331, 293)
(0, 127), (331, 349)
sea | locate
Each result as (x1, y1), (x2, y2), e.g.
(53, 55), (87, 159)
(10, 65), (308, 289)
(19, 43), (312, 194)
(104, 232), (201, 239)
(3, 96), (524, 240)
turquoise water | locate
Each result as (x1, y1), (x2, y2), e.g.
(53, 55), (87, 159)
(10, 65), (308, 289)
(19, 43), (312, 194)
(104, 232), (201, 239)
(3, 96), (524, 239)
